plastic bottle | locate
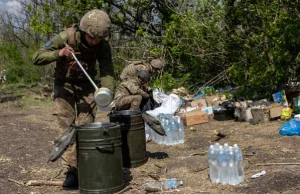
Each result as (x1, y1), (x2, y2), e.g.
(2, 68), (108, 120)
(170, 116), (178, 145)
(223, 143), (229, 151)
(145, 178), (183, 191)
(227, 146), (239, 185)
(176, 116), (185, 143)
(164, 117), (171, 145)
(233, 144), (244, 183)
(144, 122), (152, 142)
(155, 117), (165, 144)
(217, 145), (229, 184)
(214, 143), (220, 149)
(208, 145), (219, 183)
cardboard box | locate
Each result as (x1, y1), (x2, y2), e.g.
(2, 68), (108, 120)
(180, 110), (209, 126)
(269, 106), (284, 118)
(191, 98), (207, 108)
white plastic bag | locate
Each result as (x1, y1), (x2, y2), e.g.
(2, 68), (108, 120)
(146, 94), (181, 118)
(152, 88), (167, 103)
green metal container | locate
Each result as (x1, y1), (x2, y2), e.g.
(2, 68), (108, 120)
(77, 122), (125, 194)
(109, 110), (148, 168)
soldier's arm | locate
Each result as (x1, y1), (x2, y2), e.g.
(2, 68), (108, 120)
(126, 82), (150, 99)
(98, 40), (116, 92)
(32, 32), (68, 66)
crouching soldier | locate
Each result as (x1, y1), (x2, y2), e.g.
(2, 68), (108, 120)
(114, 70), (150, 110)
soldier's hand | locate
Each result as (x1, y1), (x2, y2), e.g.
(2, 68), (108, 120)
(58, 46), (74, 57)
(146, 87), (152, 92)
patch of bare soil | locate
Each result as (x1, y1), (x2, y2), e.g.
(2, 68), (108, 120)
(1, 95), (300, 194)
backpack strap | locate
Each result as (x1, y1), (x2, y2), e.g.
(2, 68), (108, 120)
(65, 24), (77, 49)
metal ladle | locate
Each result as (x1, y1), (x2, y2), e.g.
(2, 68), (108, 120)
(63, 42), (114, 107)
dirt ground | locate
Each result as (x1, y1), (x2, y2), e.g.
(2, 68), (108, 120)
(1, 89), (300, 194)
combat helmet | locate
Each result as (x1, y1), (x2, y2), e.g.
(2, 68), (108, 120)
(79, 9), (111, 39)
(150, 59), (165, 69)
(137, 70), (150, 82)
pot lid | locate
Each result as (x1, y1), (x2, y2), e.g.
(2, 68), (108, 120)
(78, 122), (117, 129)
(112, 110), (141, 116)
(48, 125), (77, 162)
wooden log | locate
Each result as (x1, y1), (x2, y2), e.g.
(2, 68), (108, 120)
(25, 180), (63, 186)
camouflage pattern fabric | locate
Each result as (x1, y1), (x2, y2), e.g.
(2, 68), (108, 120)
(32, 24), (115, 92)
(120, 62), (150, 81)
(114, 78), (149, 110)
(115, 95), (142, 110)
(53, 83), (97, 168)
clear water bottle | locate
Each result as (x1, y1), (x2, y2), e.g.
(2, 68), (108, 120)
(145, 178), (183, 191)
(208, 145), (219, 183)
(233, 144), (244, 183)
(228, 146), (239, 185)
(155, 117), (165, 144)
(217, 146), (229, 184)
(223, 143), (229, 151)
(214, 143), (220, 149)
(144, 122), (152, 142)
(176, 116), (185, 143)
(170, 116), (178, 145)
(164, 118), (171, 145)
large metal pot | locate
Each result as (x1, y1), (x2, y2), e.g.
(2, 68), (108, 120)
(94, 87), (114, 107)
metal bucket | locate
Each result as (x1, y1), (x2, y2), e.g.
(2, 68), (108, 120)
(109, 110), (148, 168)
(77, 122), (124, 194)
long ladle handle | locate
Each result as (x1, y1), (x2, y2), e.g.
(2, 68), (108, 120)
(63, 42), (99, 91)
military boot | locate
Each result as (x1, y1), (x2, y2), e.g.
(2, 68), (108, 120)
(63, 167), (78, 189)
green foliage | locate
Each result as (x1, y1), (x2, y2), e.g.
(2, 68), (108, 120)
(28, 0), (105, 35)
(161, 0), (227, 89)
(225, 0), (300, 92)
(152, 72), (190, 92)
(0, 44), (40, 84)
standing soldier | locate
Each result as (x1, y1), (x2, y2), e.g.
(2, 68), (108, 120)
(120, 59), (164, 81)
(114, 70), (150, 110)
(32, 9), (115, 189)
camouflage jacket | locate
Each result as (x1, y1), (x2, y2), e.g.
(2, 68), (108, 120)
(114, 78), (149, 100)
(32, 24), (115, 92)
(120, 61), (150, 81)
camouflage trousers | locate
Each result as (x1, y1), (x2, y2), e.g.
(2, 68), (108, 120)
(53, 83), (97, 171)
(115, 95), (142, 110)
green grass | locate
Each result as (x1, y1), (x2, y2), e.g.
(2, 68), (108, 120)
(19, 95), (52, 109)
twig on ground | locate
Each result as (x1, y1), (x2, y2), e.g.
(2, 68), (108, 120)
(154, 164), (162, 168)
(193, 167), (209, 172)
(48, 169), (63, 180)
(189, 151), (207, 156)
(8, 178), (24, 186)
(256, 163), (300, 166)
(115, 186), (133, 194)
(148, 174), (159, 180)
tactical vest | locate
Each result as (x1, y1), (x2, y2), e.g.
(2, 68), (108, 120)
(55, 24), (101, 84)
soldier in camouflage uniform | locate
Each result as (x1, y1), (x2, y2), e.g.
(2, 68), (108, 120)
(120, 59), (164, 81)
(32, 9), (115, 188)
(115, 70), (151, 110)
